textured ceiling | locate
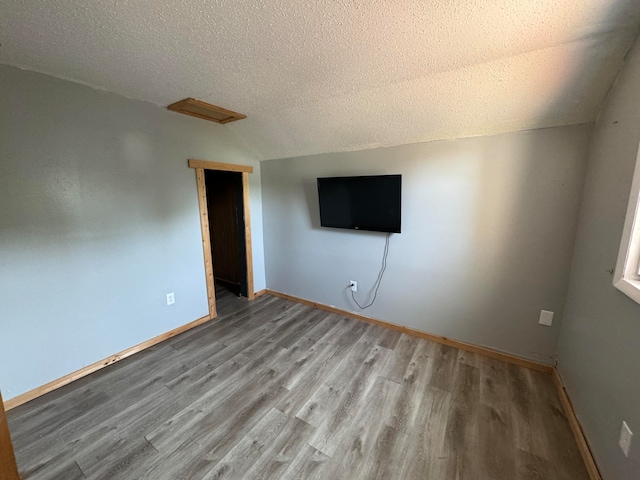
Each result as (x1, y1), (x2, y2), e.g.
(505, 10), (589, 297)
(1, 1), (639, 160)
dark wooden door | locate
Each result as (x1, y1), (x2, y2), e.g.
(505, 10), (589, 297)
(205, 170), (248, 297)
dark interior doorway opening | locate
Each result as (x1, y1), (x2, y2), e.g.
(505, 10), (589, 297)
(189, 159), (255, 319)
(205, 170), (248, 298)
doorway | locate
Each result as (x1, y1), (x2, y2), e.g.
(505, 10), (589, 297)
(189, 159), (255, 319)
(205, 170), (248, 298)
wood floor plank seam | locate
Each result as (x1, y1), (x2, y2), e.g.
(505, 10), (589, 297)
(73, 461), (86, 479)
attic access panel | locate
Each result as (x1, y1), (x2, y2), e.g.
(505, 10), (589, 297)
(167, 98), (246, 124)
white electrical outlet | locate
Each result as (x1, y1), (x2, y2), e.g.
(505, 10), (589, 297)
(539, 310), (554, 326)
(620, 421), (633, 458)
(166, 292), (175, 305)
(350, 280), (357, 292)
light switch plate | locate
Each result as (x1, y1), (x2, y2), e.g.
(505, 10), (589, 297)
(539, 310), (554, 326)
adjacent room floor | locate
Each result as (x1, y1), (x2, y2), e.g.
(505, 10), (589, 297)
(8, 289), (589, 479)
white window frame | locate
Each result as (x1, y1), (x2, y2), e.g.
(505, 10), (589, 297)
(613, 141), (640, 304)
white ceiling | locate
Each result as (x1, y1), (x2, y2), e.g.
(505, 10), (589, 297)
(1, 1), (639, 160)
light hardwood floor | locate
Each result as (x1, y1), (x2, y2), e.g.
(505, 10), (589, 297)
(8, 288), (590, 479)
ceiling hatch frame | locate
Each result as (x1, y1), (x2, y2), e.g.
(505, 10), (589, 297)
(168, 98), (246, 124)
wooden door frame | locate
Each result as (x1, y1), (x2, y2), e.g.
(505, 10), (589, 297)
(0, 391), (20, 480)
(189, 160), (255, 319)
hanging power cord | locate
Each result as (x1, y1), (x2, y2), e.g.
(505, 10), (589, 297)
(350, 232), (391, 309)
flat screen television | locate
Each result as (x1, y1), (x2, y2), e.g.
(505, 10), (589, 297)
(317, 175), (401, 233)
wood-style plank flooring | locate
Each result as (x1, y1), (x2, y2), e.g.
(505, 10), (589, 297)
(8, 286), (590, 479)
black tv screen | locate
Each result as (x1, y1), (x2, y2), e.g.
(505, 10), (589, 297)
(317, 175), (401, 233)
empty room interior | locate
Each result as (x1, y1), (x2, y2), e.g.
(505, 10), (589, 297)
(2, 1), (640, 479)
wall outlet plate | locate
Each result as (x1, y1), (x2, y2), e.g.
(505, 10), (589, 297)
(166, 292), (175, 305)
(539, 310), (554, 326)
(620, 421), (633, 457)
(350, 280), (357, 292)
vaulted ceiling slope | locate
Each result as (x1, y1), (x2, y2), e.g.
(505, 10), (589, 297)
(1, 1), (639, 160)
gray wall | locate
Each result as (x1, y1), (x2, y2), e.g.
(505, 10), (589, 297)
(557, 37), (640, 479)
(0, 65), (266, 401)
(262, 125), (591, 362)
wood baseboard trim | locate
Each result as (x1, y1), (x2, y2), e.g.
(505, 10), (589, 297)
(265, 290), (552, 374)
(4, 314), (212, 411)
(253, 289), (267, 298)
(552, 367), (602, 480)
